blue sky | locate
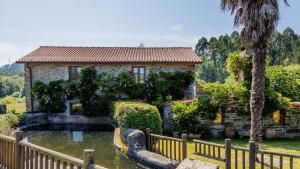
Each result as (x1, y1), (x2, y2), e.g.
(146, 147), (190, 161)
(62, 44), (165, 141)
(0, 0), (299, 66)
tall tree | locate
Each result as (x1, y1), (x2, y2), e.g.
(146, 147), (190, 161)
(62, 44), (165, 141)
(220, 0), (289, 145)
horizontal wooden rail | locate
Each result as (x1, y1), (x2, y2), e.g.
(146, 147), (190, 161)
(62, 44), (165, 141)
(193, 139), (300, 169)
(145, 128), (187, 161)
(19, 140), (84, 167)
(257, 149), (300, 169)
(193, 139), (226, 163)
(0, 132), (107, 169)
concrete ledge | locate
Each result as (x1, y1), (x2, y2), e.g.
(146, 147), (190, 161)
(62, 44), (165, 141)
(127, 129), (179, 169)
(176, 158), (219, 169)
(130, 149), (179, 169)
(47, 115), (112, 124)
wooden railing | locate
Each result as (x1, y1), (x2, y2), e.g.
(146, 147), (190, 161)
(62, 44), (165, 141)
(145, 128), (187, 161)
(258, 149), (300, 169)
(193, 139), (226, 162)
(193, 138), (300, 169)
(0, 131), (107, 169)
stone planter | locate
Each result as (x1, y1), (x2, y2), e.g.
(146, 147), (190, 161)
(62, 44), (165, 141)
(265, 128), (277, 139)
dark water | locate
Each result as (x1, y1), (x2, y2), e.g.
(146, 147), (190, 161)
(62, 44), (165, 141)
(23, 124), (145, 169)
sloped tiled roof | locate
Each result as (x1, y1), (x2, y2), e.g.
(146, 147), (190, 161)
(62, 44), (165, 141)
(16, 46), (202, 64)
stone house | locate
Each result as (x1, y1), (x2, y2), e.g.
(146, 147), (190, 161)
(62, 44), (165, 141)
(16, 46), (202, 114)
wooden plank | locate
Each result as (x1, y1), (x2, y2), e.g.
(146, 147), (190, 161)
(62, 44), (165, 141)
(56, 159), (60, 169)
(40, 153), (44, 169)
(170, 140), (172, 159)
(290, 157), (293, 169)
(242, 150), (245, 169)
(30, 149), (34, 169)
(26, 147), (29, 169)
(270, 154), (273, 169)
(149, 134), (182, 142)
(162, 139), (164, 155)
(235, 149), (238, 169)
(45, 155), (49, 169)
(50, 157), (54, 169)
(19, 141), (83, 166)
(261, 153), (264, 169)
(35, 151), (39, 169)
(280, 156), (283, 169)
(63, 161), (67, 169)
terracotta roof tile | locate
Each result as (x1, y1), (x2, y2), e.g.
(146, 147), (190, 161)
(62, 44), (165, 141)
(16, 46), (202, 64)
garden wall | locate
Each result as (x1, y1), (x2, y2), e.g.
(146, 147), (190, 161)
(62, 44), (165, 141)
(163, 100), (300, 139)
(18, 113), (113, 129)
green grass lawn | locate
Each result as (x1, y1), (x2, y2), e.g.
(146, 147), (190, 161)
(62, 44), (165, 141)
(0, 96), (26, 113)
(6, 103), (26, 113)
(187, 138), (300, 169)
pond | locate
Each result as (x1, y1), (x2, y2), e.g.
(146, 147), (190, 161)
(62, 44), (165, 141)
(22, 124), (146, 169)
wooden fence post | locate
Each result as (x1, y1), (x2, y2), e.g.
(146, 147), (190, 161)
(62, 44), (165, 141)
(249, 141), (256, 169)
(225, 139), (231, 169)
(146, 128), (151, 150)
(83, 149), (95, 169)
(182, 134), (187, 160)
(15, 130), (23, 169)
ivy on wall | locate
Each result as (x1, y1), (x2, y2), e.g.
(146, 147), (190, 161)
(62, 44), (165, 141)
(32, 67), (194, 117)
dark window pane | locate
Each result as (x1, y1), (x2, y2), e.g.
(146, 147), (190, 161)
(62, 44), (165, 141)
(140, 67), (145, 75)
(69, 66), (82, 80)
(133, 67), (139, 74)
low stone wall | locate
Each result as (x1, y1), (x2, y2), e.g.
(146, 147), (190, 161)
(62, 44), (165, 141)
(47, 114), (112, 124)
(18, 113), (48, 129)
(163, 100), (300, 139)
(18, 113), (113, 130)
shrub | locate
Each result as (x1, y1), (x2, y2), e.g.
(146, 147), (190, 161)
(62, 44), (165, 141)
(113, 101), (162, 134)
(173, 99), (212, 136)
(0, 111), (23, 135)
(266, 65), (300, 101)
(32, 80), (66, 113)
(78, 67), (100, 117)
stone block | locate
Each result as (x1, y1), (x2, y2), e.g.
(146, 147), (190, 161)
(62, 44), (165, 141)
(127, 130), (146, 151)
(176, 158), (219, 169)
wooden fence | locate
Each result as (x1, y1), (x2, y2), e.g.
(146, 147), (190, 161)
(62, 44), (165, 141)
(0, 131), (107, 169)
(193, 139), (300, 169)
(145, 128), (187, 161)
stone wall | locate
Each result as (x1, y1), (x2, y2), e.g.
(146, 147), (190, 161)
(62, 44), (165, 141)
(163, 99), (300, 139)
(24, 63), (196, 112)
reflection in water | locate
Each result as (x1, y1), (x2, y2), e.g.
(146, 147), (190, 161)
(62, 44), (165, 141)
(72, 131), (83, 142)
(23, 124), (145, 169)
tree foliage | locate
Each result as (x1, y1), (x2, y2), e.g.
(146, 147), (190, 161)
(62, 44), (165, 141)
(196, 28), (300, 83)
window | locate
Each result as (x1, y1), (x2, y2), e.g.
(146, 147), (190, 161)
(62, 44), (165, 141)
(69, 66), (81, 80)
(132, 66), (146, 83)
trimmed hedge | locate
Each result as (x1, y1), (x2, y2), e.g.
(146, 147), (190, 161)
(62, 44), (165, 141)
(113, 101), (162, 134)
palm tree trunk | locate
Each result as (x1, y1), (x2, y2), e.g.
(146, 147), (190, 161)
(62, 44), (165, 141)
(249, 47), (266, 143)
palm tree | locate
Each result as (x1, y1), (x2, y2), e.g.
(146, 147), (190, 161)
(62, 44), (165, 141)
(220, 0), (289, 144)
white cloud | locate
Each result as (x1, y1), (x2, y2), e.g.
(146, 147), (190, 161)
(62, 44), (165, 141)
(0, 42), (20, 55)
(0, 42), (33, 66)
(168, 24), (184, 31)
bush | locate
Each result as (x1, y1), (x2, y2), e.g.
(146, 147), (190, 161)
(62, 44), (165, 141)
(266, 65), (300, 101)
(0, 111), (23, 135)
(113, 101), (162, 134)
(173, 99), (212, 136)
(78, 67), (101, 117)
(32, 80), (66, 113)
